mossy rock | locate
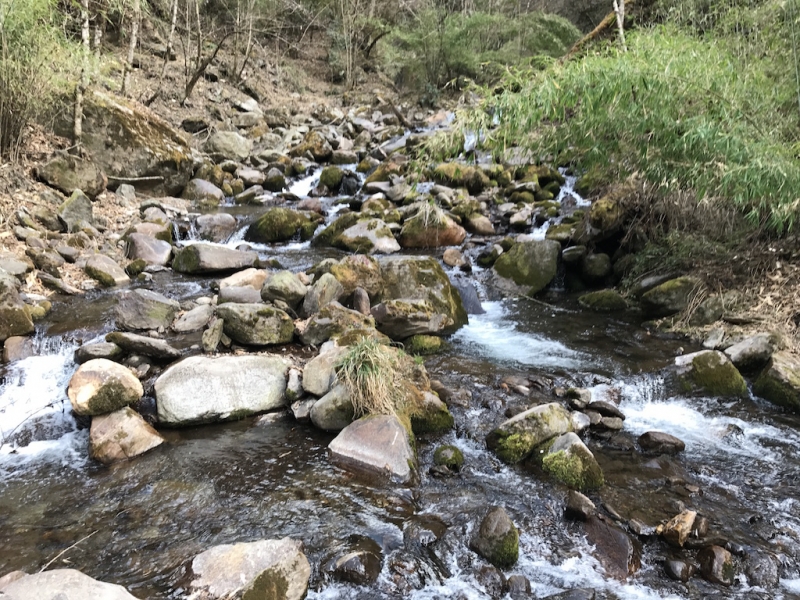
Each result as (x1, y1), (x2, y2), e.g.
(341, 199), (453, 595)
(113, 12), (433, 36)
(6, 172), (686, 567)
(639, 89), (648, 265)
(545, 223), (574, 244)
(509, 190), (535, 204)
(405, 334), (444, 355)
(289, 130), (332, 161)
(753, 351), (800, 411)
(486, 402), (572, 464)
(516, 164), (565, 187)
(493, 240), (560, 295)
(676, 350), (747, 399)
(641, 276), (703, 318)
(539, 433), (604, 491)
(245, 208), (321, 243)
(329, 254), (383, 298)
(433, 444), (464, 470)
(470, 507), (519, 569)
(312, 212), (362, 248)
(578, 290), (627, 312)
(409, 391), (454, 434)
(433, 163), (491, 195)
(319, 166), (344, 191)
(364, 160), (405, 185)
(574, 164), (609, 196)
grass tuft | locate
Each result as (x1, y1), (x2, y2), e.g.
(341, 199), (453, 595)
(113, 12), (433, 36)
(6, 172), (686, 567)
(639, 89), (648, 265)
(336, 338), (402, 418)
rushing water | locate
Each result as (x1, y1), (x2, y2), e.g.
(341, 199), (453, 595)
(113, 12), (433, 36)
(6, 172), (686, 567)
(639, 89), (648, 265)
(2, 161), (800, 599)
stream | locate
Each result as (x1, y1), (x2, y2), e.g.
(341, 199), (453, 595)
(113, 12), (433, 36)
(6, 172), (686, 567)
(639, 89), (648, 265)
(2, 169), (800, 600)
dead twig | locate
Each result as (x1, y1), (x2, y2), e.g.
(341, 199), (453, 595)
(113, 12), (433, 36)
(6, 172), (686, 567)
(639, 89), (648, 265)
(39, 530), (98, 572)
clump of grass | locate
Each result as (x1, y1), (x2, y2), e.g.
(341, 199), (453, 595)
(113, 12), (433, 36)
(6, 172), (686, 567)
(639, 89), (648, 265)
(336, 338), (402, 418)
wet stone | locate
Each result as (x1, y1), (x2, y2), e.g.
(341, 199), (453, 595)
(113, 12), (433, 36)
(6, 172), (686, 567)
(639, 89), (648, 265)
(697, 545), (736, 586)
(638, 431), (686, 455)
(664, 559), (695, 582)
(564, 490), (596, 521)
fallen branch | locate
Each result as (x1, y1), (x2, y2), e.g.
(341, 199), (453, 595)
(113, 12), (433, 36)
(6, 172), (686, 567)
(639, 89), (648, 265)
(560, 0), (637, 63)
(376, 95), (412, 129)
(39, 530), (98, 572)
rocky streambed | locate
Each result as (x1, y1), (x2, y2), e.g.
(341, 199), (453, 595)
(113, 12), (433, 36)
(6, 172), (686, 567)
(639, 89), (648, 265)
(1, 95), (800, 600)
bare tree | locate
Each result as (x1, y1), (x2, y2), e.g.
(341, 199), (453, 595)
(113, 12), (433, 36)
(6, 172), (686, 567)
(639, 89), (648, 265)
(613, 0), (626, 52)
(144, 0), (179, 105)
(73, 0), (91, 149)
(121, 0), (142, 95)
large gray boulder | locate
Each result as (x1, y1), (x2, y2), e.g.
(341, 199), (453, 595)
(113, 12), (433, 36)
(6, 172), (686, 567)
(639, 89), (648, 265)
(310, 384), (354, 431)
(470, 507), (519, 569)
(182, 179), (225, 207)
(84, 254), (130, 287)
(156, 355), (289, 425)
(215, 303), (294, 346)
(674, 350), (747, 399)
(196, 213), (237, 243)
(303, 273), (344, 316)
(754, 351), (800, 412)
(58, 190), (94, 232)
(66, 90), (192, 196)
(89, 406), (165, 464)
(338, 219), (401, 254)
(203, 130), (253, 162)
(300, 301), (377, 346)
(116, 288), (180, 331)
(492, 239), (560, 296)
(67, 358), (144, 416)
(172, 243), (258, 274)
(0, 569), (137, 600)
(172, 304), (214, 333)
(261, 270), (308, 309)
(124, 233), (172, 266)
(190, 538), (310, 600)
(105, 331), (181, 361)
(328, 414), (416, 484)
(724, 332), (780, 372)
(38, 153), (107, 198)
(486, 402), (572, 463)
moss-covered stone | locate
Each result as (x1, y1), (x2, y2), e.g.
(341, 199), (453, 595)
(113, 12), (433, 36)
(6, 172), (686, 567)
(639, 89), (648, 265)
(246, 207), (321, 243)
(215, 303), (295, 346)
(312, 212), (362, 248)
(125, 258), (147, 277)
(364, 160), (405, 184)
(329, 254), (383, 298)
(405, 334), (444, 355)
(753, 351), (800, 411)
(433, 444), (464, 470)
(486, 402), (572, 463)
(574, 164), (608, 196)
(545, 223), (574, 243)
(433, 163), (491, 194)
(641, 276), (703, 318)
(676, 350), (747, 399)
(409, 391), (454, 434)
(470, 507), (519, 569)
(289, 130), (333, 161)
(539, 433), (605, 491)
(578, 289), (627, 312)
(493, 239), (561, 295)
(319, 166), (344, 191)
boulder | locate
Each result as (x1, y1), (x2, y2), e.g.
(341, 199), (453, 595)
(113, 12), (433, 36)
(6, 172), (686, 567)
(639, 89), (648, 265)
(581, 253), (611, 282)
(74, 342), (123, 364)
(67, 358), (144, 416)
(466, 214), (495, 235)
(323, 539), (383, 586)
(215, 303), (294, 345)
(675, 350), (747, 399)
(578, 289), (627, 312)
(263, 167), (286, 192)
(261, 270), (308, 309)
(89, 406), (165, 464)
(697, 545), (735, 586)
(189, 538), (310, 600)
(202, 318), (224, 353)
(125, 233), (171, 266)
(3, 336), (34, 362)
(58, 190), (94, 232)
(196, 213), (237, 243)
(399, 210), (466, 248)
(0, 569), (137, 600)
(584, 516), (641, 580)
(409, 391), (454, 434)
(638, 431), (685, 455)
(0, 276), (34, 342)
(470, 506), (519, 569)
(302, 342), (347, 396)
(156, 355), (289, 425)
(203, 130), (253, 162)
(84, 254), (130, 287)
(433, 444), (465, 471)
(37, 153), (106, 198)
(116, 288), (180, 331)
(724, 332), (780, 372)
(433, 163), (491, 194)
(172, 304), (214, 333)
(218, 286), (262, 304)
(182, 179), (225, 207)
(105, 331), (181, 361)
(372, 299), (457, 340)
(310, 384), (354, 431)
(219, 268), (268, 290)
(300, 301), (379, 346)
(753, 351), (800, 411)
(493, 240), (560, 296)
(73, 90), (192, 195)
(377, 255), (468, 335)
(540, 432), (604, 491)
(328, 414), (416, 483)
(319, 166), (344, 191)
(486, 402), (572, 464)
(289, 130), (332, 161)
(564, 490), (596, 521)
(337, 219), (401, 254)
(245, 208), (321, 244)
(172, 243), (258, 274)
(329, 254), (383, 298)
(658, 510), (696, 548)
(640, 276), (703, 317)
(302, 273), (344, 315)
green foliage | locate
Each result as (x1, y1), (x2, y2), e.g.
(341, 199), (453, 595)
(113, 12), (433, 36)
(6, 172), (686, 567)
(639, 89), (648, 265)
(383, 10), (579, 90)
(468, 18), (800, 232)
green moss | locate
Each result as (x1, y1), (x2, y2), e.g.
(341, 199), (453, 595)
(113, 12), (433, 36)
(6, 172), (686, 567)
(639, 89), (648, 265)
(574, 164), (609, 196)
(578, 290), (628, 312)
(509, 191), (535, 204)
(433, 444), (464, 470)
(542, 448), (605, 491)
(246, 207), (320, 243)
(405, 334), (444, 355)
(320, 166), (344, 190)
(410, 404), (454, 434)
(753, 367), (800, 411)
(492, 431), (536, 463)
(312, 212), (362, 248)
(242, 567), (290, 600)
(690, 351), (747, 398)
(493, 240), (560, 294)
(126, 259), (147, 277)
(365, 161), (404, 184)
(433, 163), (491, 194)
(490, 528), (519, 569)
(544, 223), (574, 243)
(171, 246), (201, 273)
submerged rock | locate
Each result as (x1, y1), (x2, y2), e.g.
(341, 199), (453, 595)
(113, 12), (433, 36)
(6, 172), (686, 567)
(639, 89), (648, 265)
(89, 406), (165, 464)
(323, 537), (383, 586)
(470, 506), (519, 569)
(190, 538), (310, 600)
(675, 350), (747, 399)
(486, 402), (572, 464)
(328, 414), (416, 484)
(584, 516), (641, 579)
(67, 358), (143, 416)
(156, 355), (289, 426)
(0, 569), (138, 600)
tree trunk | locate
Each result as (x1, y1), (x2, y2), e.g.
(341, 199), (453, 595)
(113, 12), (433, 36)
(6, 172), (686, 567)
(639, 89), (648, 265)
(613, 0), (627, 52)
(73, 0), (91, 149)
(144, 0), (178, 106)
(122, 0), (141, 96)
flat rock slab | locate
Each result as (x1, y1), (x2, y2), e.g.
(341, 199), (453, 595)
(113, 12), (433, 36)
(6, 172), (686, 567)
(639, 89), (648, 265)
(0, 569), (137, 599)
(90, 406), (165, 464)
(156, 355), (289, 426)
(106, 331), (181, 361)
(172, 243), (258, 274)
(190, 538), (310, 600)
(328, 414), (415, 484)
